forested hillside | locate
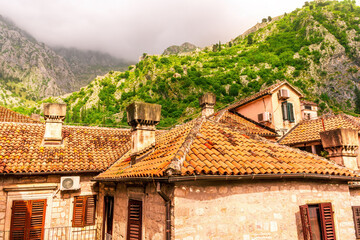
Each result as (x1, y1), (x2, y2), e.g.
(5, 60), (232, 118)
(39, 1), (360, 127)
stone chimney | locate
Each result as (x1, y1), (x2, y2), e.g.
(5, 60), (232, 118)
(320, 128), (359, 170)
(127, 102), (161, 155)
(199, 93), (216, 117)
(31, 114), (41, 122)
(43, 103), (66, 145)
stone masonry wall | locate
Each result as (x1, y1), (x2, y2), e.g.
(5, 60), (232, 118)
(0, 173), (98, 238)
(105, 182), (168, 240)
(173, 180), (356, 240)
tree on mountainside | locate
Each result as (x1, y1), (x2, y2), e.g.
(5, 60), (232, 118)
(355, 87), (360, 114)
(247, 34), (253, 45)
(268, 16), (272, 22)
(262, 18), (267, 23)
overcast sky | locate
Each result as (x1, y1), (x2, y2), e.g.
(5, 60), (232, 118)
(0, 0), (358, 61)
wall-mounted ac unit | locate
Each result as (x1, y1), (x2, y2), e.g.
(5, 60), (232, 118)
(60, 176), (80, 191)
(258, 112), (272, 123)
(278, 89), (290, 99)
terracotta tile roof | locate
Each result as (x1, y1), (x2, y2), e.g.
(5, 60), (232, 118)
(278, 114), (360, 145)
(0, 122), (130, 173)
(214, 110), (277, 137)
(301, 100), (318, 106)
(96, 117), (356, 179)
(224, 80), (303, 111)
(0, 106), (40, 123)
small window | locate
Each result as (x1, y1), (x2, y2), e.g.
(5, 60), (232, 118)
(352, 206), (360, 238)
(299, 203), (336, 240)
(72, 195), (96, 227)
(305, 105), (312, 110)
(127, 199), (143, 240)
(282, 102), (295, 123)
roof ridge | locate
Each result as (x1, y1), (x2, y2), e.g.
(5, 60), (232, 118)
(166, 117), (206, 175)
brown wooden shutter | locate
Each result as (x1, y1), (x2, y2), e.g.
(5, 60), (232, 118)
(29, 199), (47, 240)
(127, 199), (142, 240)
(10, 200), (27, 240)
(85, 196), (96, 226)
(319, 202), (336, 240)
(352, 206), (360, 238)
(299, 205), (313, 240)
(73, 196), (85, 227)
(10, 199), (47, 240)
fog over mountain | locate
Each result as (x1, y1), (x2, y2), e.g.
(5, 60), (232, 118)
(0, 0), (326, 61)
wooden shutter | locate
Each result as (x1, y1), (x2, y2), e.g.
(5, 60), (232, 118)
(282, 102), (288, 120)
(29, 199), (47, 240)
(299, 205), (313, 240)
(319, 203), (336, 240)
(85, 196), (96, 226)
(287, 102), (295, 122)
(127, 199), (142, 240)
(352, 206), (360, 238)
(73, 196), (85, 227)
(10, 199), (47, 240)
(10, 200), (27, 240)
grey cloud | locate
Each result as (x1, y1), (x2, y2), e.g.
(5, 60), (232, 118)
(0, 0), (308, 61)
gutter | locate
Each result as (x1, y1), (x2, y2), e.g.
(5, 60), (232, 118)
(95, 173), (360, 183)
(156, 182), (171, 240)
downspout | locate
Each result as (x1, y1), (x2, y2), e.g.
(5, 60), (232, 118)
(156, 182), (171, 240)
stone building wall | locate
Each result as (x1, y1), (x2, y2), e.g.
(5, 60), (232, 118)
(98, 182), (168, 240)
(173, 180), (356, 240)
(0, 173), (98, 238)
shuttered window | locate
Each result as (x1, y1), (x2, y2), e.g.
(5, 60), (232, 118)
(10, 199), (47, 240)
(127, 199), (142, 240)
(299, 203), (336, 240)
(282, 101), (295, 122)
(72, 195), (96, 227)
(352, 206), (360, 238)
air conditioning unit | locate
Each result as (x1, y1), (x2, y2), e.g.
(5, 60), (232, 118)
(60, 176), (80, 191)
(278, 89), (290, 99)
(258, 112), (272, 123)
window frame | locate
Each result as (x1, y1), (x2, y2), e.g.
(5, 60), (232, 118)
(127, 199), (143, 240)
(282, 101), (295, 123)
(299, 202), (336, 240)
(352, 206), (360, 238)
(72, 195), (97, 227)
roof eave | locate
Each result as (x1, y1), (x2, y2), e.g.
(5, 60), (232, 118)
(94, 173), (360, 183)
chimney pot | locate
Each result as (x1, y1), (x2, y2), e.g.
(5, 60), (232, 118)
(199, 93), (216, 117)
(127, 102), (161, 154)
(320, 128), (359, 170)
(43, 103), (66, 145)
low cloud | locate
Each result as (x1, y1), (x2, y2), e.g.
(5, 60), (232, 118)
(0, 0), (312, 61)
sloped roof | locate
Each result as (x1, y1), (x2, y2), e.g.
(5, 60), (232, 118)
(301, 100), (318, 106)
(96, 117), (356, 180)
(224, 81), (304, 111)
(0, 106), (40, 123)
(278, 114), (360, 145)
(213, 110), (277, 137)
(0, 122), (131, 173)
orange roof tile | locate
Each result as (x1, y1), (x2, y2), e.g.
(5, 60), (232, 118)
(0, 122), (130, 173)
(0, 106), (40, 123)
(214, 111), (277, 137)
(278, 114), (360, 145)
(96, 117), (356, 180)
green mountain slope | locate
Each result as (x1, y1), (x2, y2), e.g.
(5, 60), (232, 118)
(56, 0), (360, 128)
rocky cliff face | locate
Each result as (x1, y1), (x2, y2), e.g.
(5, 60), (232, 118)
(52, 47), (131, 90)
(162, 42), (198, 55)
(0, 16), (132, 105)
(0, 16), (76, 100)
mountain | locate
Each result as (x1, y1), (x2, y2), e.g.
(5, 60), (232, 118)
(162, 42), (198, 55)
(0, 15), (131, 105)
(52, 47), (131, 90)
(32, 1), (360, 127)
